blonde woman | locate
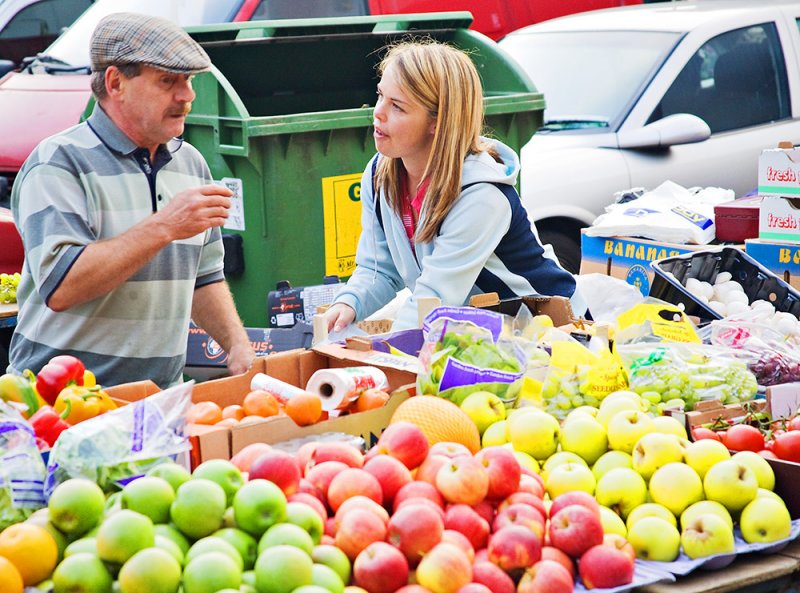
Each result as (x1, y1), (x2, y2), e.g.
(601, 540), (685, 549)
(326, 40), (581, 332)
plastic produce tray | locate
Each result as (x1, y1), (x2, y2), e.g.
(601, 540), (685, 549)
(649, 246), (800, 320)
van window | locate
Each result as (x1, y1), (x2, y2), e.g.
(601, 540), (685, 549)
(650, 23), (789, 133)
(250, 0), (369, 20)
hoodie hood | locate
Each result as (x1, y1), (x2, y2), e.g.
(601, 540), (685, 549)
(460, 137), (520, 188)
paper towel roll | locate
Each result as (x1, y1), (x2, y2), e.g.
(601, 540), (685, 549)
(250, 373), (306, 404)
(305, 367), (389, 412)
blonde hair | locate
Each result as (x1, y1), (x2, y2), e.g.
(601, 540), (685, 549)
(375, 40), (498, 243)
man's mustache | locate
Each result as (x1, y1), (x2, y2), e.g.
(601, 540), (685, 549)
(168, 104), (192, 117)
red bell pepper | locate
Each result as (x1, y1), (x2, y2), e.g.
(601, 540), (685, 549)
(28, 404), (72, 447)
(36, 355), (85, 405)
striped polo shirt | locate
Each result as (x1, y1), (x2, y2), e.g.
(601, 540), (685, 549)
(8, 103), (225, 387)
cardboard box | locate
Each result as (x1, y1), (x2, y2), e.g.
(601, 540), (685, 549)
(469, 292), (577, 327)
(665, 399), (767, 437)
(109, 344), (418, 466)
(745, 238), (800, 291)
(758, 145), (800, 197)
(758, 196), (800, 243)
(580, 231), (714, 297)
(184, 321), (313, 381)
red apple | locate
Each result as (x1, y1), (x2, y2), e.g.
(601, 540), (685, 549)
(396, 587), (434, 593)
(321, 534), (335, 546)
(335, 495), (390, 528)
(578, 543), (635, 589)
(602, 533), (635, 562)
(375, 422), (430, 470)
(457, 585), (492, 593)
(248, 449), (302, 496)
(327, 468), (383, 512)
(429, 442), (473, 459)
(353, 541), (409, 593)
(387, 502), (444, 564)
(540, 546), (575, 577)
(308, 441), (365, 470)
(325, 516), (337, 537)
(393, 481), (444, 512)
(416, 542), (472, 593)
(364, 454), (412, 505)
(436, 456), (489, 506)
(415, 455), (450, 485)
(497, 492), (546, 519)
(487, 525), (542, 575)
(441, 529), (474, 561)
(297, 478), (325, 502)
(471, 560), (516, 593)
(335, 508), (387, 561)
(517, 560), (574, 593)
(296, 441), (318, 475)
(517, 474), (545, 499)
(230, 442), (273, 473)
(474, 447), (521, 501)
(305, 460), (349, 507)
(396, 497), (446, 522)
(288, 492), (327, 522)
(492, 504), (545, 540)
(548, 505), (604, 559)
(444, 504), (490, 551)
(471, 500), (495, 525)
(549, 491), (601, 520)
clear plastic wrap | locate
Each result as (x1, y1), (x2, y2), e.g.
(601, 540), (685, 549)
(417, 307), (526, 406)
(44, 381), (193, 496)
(616, 342), (759, 410)
(0, 401), (47, 529)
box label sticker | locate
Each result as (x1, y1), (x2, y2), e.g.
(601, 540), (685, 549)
(322, 173), (362, 278)
(218, 178), (245, 231)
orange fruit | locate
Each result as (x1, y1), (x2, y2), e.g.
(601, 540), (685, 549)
(216, 418), (240, 427)
(243, 390), (280, 418)
(285, 392), (323, 426)
(390, 395), (481, 453)
(0, 523), (58, 585)
(187, 401), (223, 425)
(354, 388), (390, 413)
(222, 404), (246, 421)
(0, 556), (23, 593)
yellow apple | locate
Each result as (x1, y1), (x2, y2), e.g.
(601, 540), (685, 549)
(627, 516), (681, 561)
(559, 416), (608, 465)
(626, 503), (677, 530)
(607, 411), (655, 454)
(648, 462), (703, 517)
(731, 451), (775, 491)
(684, 440), (730, 480)
(592, 451), (633, 481)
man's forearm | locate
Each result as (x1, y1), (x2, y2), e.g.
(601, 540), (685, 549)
(192, 281), (255, 375)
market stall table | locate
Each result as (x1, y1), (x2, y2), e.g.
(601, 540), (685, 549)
(641, 539), (800, 593)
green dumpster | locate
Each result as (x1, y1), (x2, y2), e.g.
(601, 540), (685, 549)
(184, 12), (544, 327)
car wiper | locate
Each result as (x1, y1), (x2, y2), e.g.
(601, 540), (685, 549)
(540, 117), (610, 131)
(23, 54), (89, 74)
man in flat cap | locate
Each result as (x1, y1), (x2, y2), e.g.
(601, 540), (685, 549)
(7, 13), (255, 387)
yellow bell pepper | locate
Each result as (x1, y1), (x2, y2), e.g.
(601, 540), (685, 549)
(83, 370), (97, 388)
(0, 371), (45, 418)
(54, 385), (116, 424)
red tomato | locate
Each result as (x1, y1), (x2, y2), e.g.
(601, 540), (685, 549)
(758, 449), (778, 459)
(789, 417), (800, 431)
(723, 424), (765, 453)
(692, 427), (721, 442)
(772, 431), (800, 463)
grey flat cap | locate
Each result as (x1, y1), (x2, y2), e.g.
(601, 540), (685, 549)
(91, 12), (211, 74)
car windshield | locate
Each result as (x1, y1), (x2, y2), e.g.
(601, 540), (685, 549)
(31, 0), (242, 70)
(500, 30), (681, 129)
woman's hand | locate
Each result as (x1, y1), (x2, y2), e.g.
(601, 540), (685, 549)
(325, 303), (356, 332)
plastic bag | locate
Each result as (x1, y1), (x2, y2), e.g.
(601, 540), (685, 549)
(417, 307), (525, 406)
(708, 319), (800, 386)
(585, 181), (734, 244)
(0, 401), (47, 529)
(616, 342), (759, 410)
(540, 340), (628, 419)
(44, 381), (193, 496)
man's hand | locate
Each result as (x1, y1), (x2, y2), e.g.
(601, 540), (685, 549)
(155, 184), (233, 240)
(226, 340), (256, 377)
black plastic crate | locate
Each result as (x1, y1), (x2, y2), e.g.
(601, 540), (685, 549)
(649, 247), (800, 320)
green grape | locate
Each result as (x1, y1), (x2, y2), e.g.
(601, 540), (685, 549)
(0, 272), (20, 304)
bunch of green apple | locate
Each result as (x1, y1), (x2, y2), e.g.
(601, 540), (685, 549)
(26, 458), (353, 593)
